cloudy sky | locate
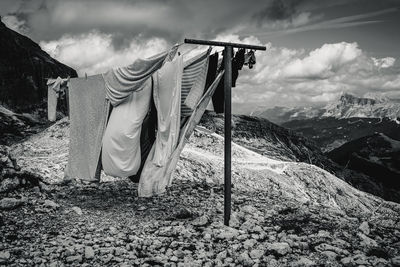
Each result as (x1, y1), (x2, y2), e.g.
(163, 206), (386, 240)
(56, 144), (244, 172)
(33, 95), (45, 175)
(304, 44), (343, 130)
(1, 0), (400, 113)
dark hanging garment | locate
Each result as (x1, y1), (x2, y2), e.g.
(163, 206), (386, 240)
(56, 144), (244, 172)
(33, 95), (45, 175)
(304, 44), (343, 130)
(212, 50), (226, 114)
(129, 82), (158, 183)
(205, 52), (219, 92)
(212, 48), (245, 113)
(232, 48), (245, 87)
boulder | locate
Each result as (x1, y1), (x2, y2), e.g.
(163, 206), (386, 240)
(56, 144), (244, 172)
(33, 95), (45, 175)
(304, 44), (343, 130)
(0, 197), (26, 210)
(268, 242), (292, 256)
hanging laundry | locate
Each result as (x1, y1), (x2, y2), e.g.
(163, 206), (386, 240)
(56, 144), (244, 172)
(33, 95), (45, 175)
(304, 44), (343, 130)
(101, 78), (152, 178)
(232, 48), (245, 87)
(47, 80), (59, 122)
(46, 77), (69, 121)
(212, 48), (245, 113)
(138, 54), (183, 197)
(180, 49), (210, 116)
(164, 71), (224, 188)
(205, 52), (219, 93)
(66, 46), (179, 183)
(184, 55), (209, 110)
(65, 75), (110, 182)
(244, 50), (256, 69)
(205, 52), (219, 111)
(212, 49), (230, 113)
(103, 45), (179, 107)
(129, 97), (157, 182)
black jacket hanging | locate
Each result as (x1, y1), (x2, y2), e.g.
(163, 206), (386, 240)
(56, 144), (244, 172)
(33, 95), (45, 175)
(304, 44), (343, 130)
(232, 48), (245, 87)
(205, 52), (219, 93)
(212, 48), (245, 113)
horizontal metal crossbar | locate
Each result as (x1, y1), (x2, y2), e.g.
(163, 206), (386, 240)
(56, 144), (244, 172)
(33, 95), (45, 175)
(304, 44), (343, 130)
(184, 38), (267, 50)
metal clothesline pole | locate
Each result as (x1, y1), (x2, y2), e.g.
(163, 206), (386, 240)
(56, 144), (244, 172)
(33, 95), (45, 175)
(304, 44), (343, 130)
(184, 38), (266, 226)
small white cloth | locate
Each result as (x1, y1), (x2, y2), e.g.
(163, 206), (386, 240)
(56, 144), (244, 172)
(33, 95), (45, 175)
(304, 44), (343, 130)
(46, 77), (69, 122)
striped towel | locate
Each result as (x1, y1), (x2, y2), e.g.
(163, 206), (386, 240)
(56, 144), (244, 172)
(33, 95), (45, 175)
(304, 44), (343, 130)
(181, 49), (210, 116)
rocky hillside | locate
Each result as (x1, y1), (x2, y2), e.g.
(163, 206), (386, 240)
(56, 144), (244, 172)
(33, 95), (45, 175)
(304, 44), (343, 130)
(200, 113), (400, 203)
(0, 105), (47, 146)
(282, 117), (400, 152)
(328, 133), (400, 191)
(250, 106), (325, 125)
(1, 118), (400, 266)
(323, 93), (400, 121)
(200, 113), (322, 163)
(0, 19), (77, 113)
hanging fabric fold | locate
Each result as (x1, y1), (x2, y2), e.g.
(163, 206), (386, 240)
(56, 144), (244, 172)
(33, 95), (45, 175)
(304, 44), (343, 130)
(212, 48), (244, 113)
(205, 52), (219, 111)
(180, 49), (210, 116)
(165, 71), (224, 187)
(101, 77), (153, 178)
(66, 46), (179, 182)
(103, 45), (179, 107)
(138, 70), (224, 197)
(138, 53), (183, 197)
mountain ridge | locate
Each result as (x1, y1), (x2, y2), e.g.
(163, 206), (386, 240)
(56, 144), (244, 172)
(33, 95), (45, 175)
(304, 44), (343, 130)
(0, 19), (77, 114)
(252, 93), (400, 125)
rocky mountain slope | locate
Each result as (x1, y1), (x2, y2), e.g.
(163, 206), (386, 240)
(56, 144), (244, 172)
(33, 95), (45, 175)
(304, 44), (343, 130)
(252, 93), (400, 125)
(282, 117), (400, 152)
(0, 19), (77, 113)
(200, 113), (400, 203)
(250, 106), (325, 125)
(1, 117), (400, 266)
(6, 113), (398, 203)
(0, 105), (47, 146)
(323, 93), (400, 121)
(327, 133), (400, 191)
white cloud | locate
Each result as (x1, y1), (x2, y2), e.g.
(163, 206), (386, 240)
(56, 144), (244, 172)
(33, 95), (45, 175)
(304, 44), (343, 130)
(382, 75), (400, 90)
(40, 31), (168, 76)
(372, 57), (396, 68)
(283, 42), (362, 79)
(211, 34), (400, 112)
(40, 31), (400, 112)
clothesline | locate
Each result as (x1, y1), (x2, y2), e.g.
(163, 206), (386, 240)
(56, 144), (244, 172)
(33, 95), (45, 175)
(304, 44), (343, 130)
(178, 42), (254, 57)
(47, 37), (266, 227)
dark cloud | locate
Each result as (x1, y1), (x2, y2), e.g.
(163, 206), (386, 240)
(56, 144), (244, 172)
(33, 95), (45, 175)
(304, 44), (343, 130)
(254, 0), (305, 22)
(1, 0), (269, 45)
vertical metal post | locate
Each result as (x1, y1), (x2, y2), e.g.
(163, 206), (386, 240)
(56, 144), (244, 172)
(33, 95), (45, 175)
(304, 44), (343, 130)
(66, 88), (70, 118)
(183, 38), (265, 226)
(224, 46), (232, 226)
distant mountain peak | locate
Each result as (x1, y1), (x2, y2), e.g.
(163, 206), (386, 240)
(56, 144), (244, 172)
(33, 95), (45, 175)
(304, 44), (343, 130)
(251, 92), (399, 124)
(323, 92), (399, 120)
(338, 93), (379, 106)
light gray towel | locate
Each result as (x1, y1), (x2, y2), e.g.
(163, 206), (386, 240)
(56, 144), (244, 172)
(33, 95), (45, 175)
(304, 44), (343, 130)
(65, 75), (110, 182)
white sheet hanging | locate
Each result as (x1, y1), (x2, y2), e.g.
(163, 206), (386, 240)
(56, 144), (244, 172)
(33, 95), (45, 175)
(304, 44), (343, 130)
(138, 54), (183, 197)
(101, 78), (152, 178)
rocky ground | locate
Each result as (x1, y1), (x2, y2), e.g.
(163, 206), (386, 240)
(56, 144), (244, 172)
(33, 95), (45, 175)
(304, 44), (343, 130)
(0, 105), (47, 146)
(1, 119), (400, 266)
